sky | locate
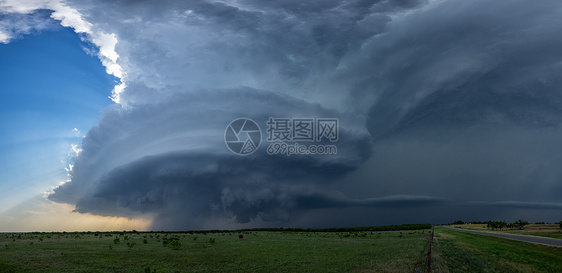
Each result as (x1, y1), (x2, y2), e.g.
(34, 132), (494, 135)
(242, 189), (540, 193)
(1, 0), (562, 231)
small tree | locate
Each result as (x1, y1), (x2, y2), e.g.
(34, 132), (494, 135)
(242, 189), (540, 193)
(488, 220), (507, 230)
(559, 221), (562, 229)
(514, 219), (529, 230)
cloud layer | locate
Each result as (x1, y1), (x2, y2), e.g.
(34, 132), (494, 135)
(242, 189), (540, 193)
(0, 9), (57, 43)
(4, 0), (562, 229)
(48, 89), (376, 229)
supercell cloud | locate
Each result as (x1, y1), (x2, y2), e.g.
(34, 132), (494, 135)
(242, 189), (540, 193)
(4, 0), (560, 229)
(49, 89), (374, 229)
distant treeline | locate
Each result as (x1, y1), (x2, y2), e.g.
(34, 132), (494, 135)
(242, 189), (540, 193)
(449, 220), (562, 230)
(9, 224), (432, 235)
(236, 224), (432, 233)
(450, 220), (555, 225)
(160, 223), (432, 234)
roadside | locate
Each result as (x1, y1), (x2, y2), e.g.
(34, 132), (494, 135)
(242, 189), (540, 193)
(442, 226), (562, 247)
(448, 223), (562, 239)
(432, 226), (562, 272)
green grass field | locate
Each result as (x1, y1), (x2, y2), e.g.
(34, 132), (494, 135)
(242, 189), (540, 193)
(0, 230), (430, 272)
(3, 226), (562, 272)
(434, 226), (562, 272)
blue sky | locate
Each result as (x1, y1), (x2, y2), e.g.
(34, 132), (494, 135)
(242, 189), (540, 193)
(2, 0), (562, 231)
(0, 20), (115, 215)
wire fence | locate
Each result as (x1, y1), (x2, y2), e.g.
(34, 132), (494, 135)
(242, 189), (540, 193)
(428, 226), (434, 272)
(416, 225), (434, 273)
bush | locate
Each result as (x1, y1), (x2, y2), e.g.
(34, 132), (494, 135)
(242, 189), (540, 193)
(163, 236), (182, 250)
(169, 239), (182, 250)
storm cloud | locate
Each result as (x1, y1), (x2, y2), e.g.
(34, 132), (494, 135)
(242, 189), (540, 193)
(48, 89), (378, 229)
(38, 0), (562, 229)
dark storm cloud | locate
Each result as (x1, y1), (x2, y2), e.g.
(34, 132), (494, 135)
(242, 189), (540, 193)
(47, 0), (562, 228)
(363, 0), (562, 138)
(65, 150), (442, 228)
(470, 201), (562, 210)
(326, 0), (562, 223)
(49, 88), (379, 229)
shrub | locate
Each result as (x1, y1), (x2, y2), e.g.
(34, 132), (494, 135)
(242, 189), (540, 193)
(169, 239), (182, 250)
(163, 236), (182, 249)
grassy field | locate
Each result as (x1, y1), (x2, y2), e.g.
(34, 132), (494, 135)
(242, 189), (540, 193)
(0, 230), (430, 272)
(434, 226), (562, 272)
(449, 223), (562, 239)
(3, 226), (562, 272)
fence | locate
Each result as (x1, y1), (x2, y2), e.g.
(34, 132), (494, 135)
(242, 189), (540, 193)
(416, 225), (434, 273)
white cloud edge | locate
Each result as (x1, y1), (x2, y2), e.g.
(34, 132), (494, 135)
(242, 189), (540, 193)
(0, 0), (126, 103)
